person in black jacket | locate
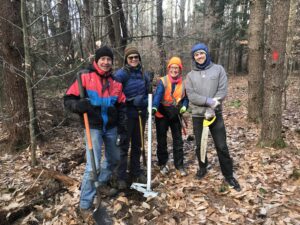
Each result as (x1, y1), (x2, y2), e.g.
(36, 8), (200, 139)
(114, 46), (150, 189)
(64, 46), (127, 215)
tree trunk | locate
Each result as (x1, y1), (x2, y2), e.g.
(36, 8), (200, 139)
(21, 0), (37, 165)
(157, 0), (166, 76)
(103, 0), (116, 46)
(260, 0), (291, 147)
(0, 0), (30, 151)
(178, 0), (186, 38)
(82, 0), (95, 57)
(247, 0), (266, 123)
(57, 0), (74, 63)
(237, 0), (250, 73)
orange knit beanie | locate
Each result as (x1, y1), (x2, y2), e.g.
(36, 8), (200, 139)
(167, 57), (183, 70)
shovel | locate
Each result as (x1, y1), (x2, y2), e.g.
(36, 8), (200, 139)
(200, 116), (216, 163)
(77, 73), (112, 225)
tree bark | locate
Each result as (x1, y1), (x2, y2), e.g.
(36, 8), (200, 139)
(260, 0), (291, 147)
(57, 0), (74, 62)
(103, 0), (116, 46)
(82, 0), (95, 57)
(247, 0), (266, 123)
(157, 0), (166, 76)
(0, 0), (30, 151)
(21, 0), (37, 165)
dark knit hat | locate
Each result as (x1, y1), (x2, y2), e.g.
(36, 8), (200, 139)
(95, 46), (114, 63)
(124, 46), (141, 64)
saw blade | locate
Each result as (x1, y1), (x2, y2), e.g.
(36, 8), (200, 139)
(200, 127), (209, 163)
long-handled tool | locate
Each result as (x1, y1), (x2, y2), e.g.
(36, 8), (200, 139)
(77, 73), (112, 225)
(178, 114), (187, 136)
(131, 92), (158, 197)
(138, 110), (147, 167)
(200, 117), (216, 163)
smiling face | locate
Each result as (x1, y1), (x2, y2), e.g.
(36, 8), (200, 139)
(97, 56), (112, 72)
(168, 64), (180, 77)
(194, 50), (207, 65)
(127, 54), (140, 67)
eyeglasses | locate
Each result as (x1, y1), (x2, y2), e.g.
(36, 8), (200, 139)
(170, 66), (180, 70)
(128, 55), (139, 60)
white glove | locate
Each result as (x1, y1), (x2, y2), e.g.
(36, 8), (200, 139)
(205, 108), (215, 120)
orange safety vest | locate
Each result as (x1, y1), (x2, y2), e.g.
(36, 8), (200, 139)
(155, 75), (185, 118)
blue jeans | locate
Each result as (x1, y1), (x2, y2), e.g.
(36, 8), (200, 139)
(80, 127), (120, 209)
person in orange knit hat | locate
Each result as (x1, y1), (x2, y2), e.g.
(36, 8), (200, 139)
(152, 56), (189, 176)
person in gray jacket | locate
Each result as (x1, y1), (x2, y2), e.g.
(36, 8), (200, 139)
(185, 43), (241, 191)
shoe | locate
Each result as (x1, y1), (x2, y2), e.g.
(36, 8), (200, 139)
(97, 184), (118, 196)
(134, 174), (147, 183)
(195, 168), (207, 180)
(160, 165), (169, 175)
(79, 208), (92, 222)
(225, 177), (241, 191)
(117, 180), (127, 190)
(176, 168), (188, 177)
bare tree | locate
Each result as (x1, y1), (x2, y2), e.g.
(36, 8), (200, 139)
(21, 0), (37, 165)
(57, 0), (74, 62)
(157, 0), (166, 76)
(247, 0), (266, 123)
(0, 0), (30, 151)
(260, 0), (291, 147)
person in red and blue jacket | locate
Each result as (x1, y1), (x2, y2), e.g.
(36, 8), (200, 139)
(152, 56), (189, 177)
(113, 46), (151, 189)
(64, 46), (127, 214)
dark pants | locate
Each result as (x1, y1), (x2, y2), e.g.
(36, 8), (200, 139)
(118, 116), (146, 181)
(155, 116), (184, 169)
(192, 114), (233, 178)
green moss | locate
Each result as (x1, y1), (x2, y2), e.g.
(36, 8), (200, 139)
(219, 184), (229, 192)
(229, 99), (241, 108)
(258, 138), (286, 149)
(259, 187), (267, 195)
(290, 169), (300, 180)
(272, 138), (286, 148)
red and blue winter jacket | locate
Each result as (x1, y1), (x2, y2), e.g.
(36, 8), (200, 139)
(64, 62), (127, 133)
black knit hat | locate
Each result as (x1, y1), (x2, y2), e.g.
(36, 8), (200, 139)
(94, 46), (114, 62)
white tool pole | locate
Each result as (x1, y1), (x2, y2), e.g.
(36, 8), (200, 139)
(146, 93), (152, 191)
(130, 93), (157, 197)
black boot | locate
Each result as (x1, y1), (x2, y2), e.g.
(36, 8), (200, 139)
(225, 177), (241, 192)
(195, 168), (207, 180)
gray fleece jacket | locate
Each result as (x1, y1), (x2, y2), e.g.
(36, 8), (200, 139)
(185, 62), (228, 117)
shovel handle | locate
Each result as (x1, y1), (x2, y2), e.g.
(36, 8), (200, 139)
(77, 73), (98, 186)
(76, 73), (93, 150)
(178, 115), (187, 136)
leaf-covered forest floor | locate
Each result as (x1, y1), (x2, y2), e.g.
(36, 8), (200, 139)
(0, 76), (299, 225)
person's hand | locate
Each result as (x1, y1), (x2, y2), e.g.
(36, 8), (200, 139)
(180, 106), (187, 114)
(206, 97), (220, 109)
(152, 107), (157, 115)
(76, 98), (93, 113)
(204, 108), (215, 120)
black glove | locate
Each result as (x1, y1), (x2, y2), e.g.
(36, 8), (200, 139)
(75, 98), (93, 113)
(126, 98), (134, 106)
(116, 134), (127, 146)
